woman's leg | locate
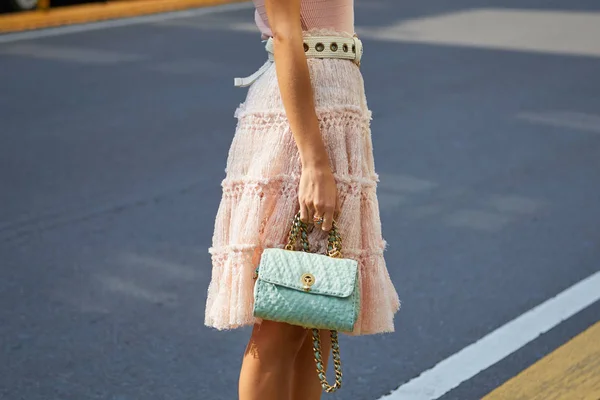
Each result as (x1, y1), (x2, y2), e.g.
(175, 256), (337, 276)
(239, 320), (308, 400)
(290, 329), (332, 400)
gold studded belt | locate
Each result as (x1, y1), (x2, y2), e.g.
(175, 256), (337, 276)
(234, 34), (363, 87)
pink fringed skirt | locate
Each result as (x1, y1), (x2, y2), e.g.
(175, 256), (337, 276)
(205, 29), (400, 335)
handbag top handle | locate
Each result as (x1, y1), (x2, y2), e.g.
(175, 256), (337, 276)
(284, 212), (343, 258)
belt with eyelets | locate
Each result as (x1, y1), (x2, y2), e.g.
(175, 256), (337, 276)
(234, 34), (363, 87)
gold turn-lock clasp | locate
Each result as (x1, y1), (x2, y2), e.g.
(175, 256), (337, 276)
(301, 273), (315, 292)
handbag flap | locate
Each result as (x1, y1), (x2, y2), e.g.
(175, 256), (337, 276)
(257, 248), (358, 298)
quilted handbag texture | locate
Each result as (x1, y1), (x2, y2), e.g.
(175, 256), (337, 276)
(253, 248), (360, 332)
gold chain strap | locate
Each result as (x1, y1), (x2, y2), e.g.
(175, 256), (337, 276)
(312, 328), (343, 392)
(284, 212), (343, 258)
(284, 212), (344, 392)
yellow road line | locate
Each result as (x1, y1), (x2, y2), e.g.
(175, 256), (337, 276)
(0, 0), (246, 33)
(483, 321), (600, 400)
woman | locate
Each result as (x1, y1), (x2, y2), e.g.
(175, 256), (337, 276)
(204, 0), (400, 399)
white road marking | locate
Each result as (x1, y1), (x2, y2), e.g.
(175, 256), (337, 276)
(0, 43), (144, 64)
(518, 111), (600, 134)
(0, 2), (253, 44)
(360, 9), (600, 58)
(379, 270), (600, 400)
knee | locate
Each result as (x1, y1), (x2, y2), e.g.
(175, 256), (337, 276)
(246, 321), (308, 361)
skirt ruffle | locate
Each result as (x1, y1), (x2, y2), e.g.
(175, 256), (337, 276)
(204, 29), (400, 335)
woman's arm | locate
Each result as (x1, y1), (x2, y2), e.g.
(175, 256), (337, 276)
(264, 0), (338, 231)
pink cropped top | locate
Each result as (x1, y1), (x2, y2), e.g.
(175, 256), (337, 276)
(251, 0), (355, 39)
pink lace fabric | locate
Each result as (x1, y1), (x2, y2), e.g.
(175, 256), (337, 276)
(204, 28), (400, 335)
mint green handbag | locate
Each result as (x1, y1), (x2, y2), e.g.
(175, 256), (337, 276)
(252, 213), (360, 393)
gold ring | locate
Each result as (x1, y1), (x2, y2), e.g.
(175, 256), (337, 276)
(313, 215), (324, 225)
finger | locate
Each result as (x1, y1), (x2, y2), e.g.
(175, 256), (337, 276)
(313, 216), (324, 229)
(312, 202), (325, 226)
(299, 201), (310, 224)
(321, 208), (335, 231)
(307, 203), (317, 224)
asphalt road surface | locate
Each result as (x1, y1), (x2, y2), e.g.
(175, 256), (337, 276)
(1, 1), (600, 399)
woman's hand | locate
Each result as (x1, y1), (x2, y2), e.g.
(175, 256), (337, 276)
(298, 165), (339, 231)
